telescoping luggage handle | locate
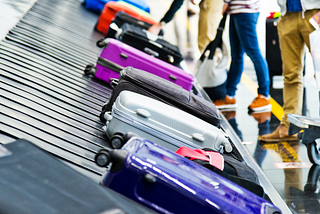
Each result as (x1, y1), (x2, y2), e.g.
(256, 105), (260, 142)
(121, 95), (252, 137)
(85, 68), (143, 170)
(199, 13), (227, 62)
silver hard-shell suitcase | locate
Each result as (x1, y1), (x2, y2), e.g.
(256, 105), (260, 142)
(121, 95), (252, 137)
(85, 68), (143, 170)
(102, 91), (232, 153)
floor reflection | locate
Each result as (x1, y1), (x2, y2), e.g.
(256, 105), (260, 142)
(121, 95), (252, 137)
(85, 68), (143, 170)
(288, 164), (320, 214)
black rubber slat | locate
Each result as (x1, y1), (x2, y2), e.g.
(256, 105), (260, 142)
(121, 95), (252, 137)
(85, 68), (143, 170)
(0, 0), (113, 179)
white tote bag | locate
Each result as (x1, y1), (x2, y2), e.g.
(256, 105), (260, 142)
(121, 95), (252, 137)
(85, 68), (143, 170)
(194, 42), (229, 88)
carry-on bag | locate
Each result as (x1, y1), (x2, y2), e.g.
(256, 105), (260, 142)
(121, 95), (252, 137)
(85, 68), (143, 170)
(84, 38), (194, 91)
(100, 67), (220, 128)
(94, 137), (282, 214)
(96, 1), (157, 34)
(193, 13), (229, 101)
(266, 17), (282, 83)
(0, 139), (157, 214)
(102, 90), (232, 152)
(105, 11), (164, 39)
(175, 147), (266, 198)
(83, 0), (150, 14)
(117, 23), (184, 66)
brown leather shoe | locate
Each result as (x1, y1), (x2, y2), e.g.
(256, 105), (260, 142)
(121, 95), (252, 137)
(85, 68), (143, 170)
(259, 124), (298, 142)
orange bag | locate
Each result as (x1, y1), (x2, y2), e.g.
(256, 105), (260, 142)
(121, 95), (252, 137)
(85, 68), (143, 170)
(96, 1), (158, 34)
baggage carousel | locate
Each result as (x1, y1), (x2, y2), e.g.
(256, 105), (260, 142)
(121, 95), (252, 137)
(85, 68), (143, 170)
(0, 0), (291, 213)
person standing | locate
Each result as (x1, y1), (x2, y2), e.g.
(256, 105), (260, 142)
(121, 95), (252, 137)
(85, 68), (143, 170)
(148, 0), (224, 54)
(213, 0), (271, 112)
(260, 1), (320, 142)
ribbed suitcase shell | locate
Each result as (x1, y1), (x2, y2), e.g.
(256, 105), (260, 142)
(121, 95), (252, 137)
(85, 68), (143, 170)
(94, 38), (194, 91)
(100, 137), (282, 214)
(106, 11), (164, 38)
(118, 23), (183, 66)
(96, 1), (157, 34)
(104, 67), (220, 127)
(103, 91), (232, 152)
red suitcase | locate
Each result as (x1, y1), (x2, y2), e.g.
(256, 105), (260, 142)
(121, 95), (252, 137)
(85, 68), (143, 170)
(96, 1), (158, 34)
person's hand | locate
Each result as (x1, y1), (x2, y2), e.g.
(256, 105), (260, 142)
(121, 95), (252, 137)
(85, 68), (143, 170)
(148, 22), (162, 35)
(222, 3), (229, 14)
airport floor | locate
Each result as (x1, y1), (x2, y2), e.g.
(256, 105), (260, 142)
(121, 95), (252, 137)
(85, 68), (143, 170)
(1, 0), (320, 213)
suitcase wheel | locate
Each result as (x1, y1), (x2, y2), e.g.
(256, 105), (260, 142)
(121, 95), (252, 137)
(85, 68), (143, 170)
(110, 133), (124, 149)
(307, 140), (320, 165)
(84, 63), (96, 75)
(96, 39), (106, 48)
(95, 149), (111, 167)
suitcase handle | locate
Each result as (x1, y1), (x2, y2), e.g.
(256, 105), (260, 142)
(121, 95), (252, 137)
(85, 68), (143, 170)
(110, 78), (119, 89)
(120, 53), (128, 59)
(136, 109), (150, 118)
(192, 133), (204, 142)
(144, 47), (159, 57)
(104, 111), (113, 121)
(169, 75), (177, 81)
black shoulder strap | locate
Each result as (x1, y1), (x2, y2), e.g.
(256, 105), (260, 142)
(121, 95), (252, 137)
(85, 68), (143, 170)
(199, 13), (228, 62)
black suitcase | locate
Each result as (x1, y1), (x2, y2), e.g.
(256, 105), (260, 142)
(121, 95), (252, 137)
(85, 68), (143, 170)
(0, 139), (157, 214)
(118, 23), (184, 66)
(266, 18), (282, 83)
(105, 11), (164, 39)
(100, 66), (221, 127)
(177, 147), (266, 198)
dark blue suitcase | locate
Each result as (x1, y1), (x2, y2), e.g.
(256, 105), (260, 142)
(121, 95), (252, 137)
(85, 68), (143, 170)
(95, 137), (282, 214)
(83, 0), (150, 14)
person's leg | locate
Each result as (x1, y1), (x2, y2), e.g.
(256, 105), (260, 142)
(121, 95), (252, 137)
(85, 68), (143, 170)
(197, 0), (224, 53)
(233, 13), (270, 97)
(260, 12), (304, 142)
(226, 14), (245, 97)
(278, 12), (305, 128)
(300, 9), (320, 116)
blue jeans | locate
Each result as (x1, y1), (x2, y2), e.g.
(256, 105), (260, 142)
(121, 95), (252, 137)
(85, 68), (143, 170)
(226, 13), (270, 97)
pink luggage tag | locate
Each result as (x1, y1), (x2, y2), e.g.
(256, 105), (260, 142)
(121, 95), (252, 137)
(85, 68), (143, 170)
(176, 147), (224, 171)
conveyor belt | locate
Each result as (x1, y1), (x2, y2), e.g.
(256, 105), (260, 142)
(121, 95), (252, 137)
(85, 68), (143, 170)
(0, 0), (109, 182)
(0, 0), (291, 212)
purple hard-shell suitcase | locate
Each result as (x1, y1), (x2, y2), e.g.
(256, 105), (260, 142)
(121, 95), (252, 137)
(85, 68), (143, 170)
(84, 38), (194, 91)
(95, 137), (282, 214)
